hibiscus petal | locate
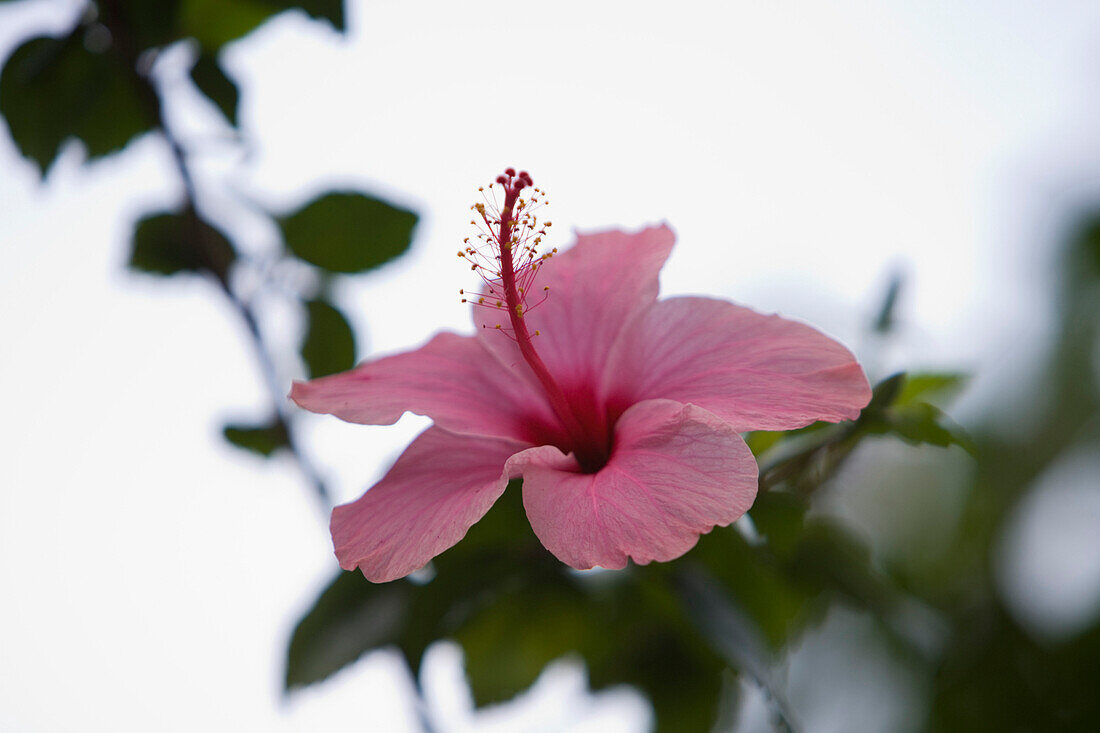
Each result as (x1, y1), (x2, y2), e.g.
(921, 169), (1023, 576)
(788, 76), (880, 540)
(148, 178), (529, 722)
(291, 332), (557, 443)
(331, 427), (526, 582)
(475, 225), (675, 390)
(604, 297), (872, 432)
(514, 399), (758, 570)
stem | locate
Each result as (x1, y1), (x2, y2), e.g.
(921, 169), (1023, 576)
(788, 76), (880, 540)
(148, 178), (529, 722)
(99, 1), (331, 511)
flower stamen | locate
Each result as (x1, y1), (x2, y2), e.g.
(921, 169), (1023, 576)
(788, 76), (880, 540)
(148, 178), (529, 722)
(459, 175), (555, 335)
(461, 169), (606, 469)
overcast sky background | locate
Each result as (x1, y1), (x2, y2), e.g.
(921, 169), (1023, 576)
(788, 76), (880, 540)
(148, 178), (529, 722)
(2, 0), (1100, 731)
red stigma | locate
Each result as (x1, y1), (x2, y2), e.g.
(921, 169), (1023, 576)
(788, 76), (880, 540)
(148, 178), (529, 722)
(495, 167), (534, 195)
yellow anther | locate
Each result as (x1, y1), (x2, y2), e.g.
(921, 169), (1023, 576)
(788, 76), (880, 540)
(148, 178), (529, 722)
(535, 330), (541, 336)
(495, 324), (502, 329)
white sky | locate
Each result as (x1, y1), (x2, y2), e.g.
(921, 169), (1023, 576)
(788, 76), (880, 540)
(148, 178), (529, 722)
(2, 0), (1100, 731)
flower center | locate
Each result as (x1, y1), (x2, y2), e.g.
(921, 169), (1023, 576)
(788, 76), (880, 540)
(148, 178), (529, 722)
(460, 169), (610, 472)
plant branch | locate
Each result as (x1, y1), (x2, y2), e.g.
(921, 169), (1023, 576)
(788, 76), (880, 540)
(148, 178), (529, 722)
(98, 0), (331, 511)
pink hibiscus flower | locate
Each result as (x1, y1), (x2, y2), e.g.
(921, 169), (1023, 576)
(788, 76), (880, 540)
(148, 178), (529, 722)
(291, 169), (871, 583)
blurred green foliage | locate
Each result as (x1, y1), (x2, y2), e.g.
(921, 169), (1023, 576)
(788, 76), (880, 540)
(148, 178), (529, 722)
(0, 30), (150, 172)
(920, 214), (1100, 732)
(177, 0), (343, 53)
(0, 1), (343, 174)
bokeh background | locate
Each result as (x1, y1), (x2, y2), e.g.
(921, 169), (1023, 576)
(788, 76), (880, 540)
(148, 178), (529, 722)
(2, 0), (1099, 731)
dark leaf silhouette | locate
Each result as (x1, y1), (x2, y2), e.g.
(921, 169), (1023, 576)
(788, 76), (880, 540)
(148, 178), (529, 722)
(180, 0), (345, 53)
(0, 31), (150, 173)
(128, 211), (236, 282)
(280, 192), (417, 274)
(301, 299), (356, 378)
(223, 420), (290, 457)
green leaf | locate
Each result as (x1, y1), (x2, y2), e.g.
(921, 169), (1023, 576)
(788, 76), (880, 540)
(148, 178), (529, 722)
(223, 420), (289, 457)
(179, 0), (284, 52)
(190, 54), (239, 125)
(280, 192), (418, 274)
(896, 372), (968, 406)
(286, 570), (412, 689)
(885, 402), (976, 455)
(179, 0), (345, 53)
(0, 32), (152, 173)
(128, 210), (236, 281)
(300, 300), (356, 378)
(854, 373), (973, 453)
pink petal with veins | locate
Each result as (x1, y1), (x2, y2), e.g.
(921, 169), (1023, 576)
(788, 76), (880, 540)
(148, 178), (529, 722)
(331, 426), (529, 582)
(291, 332), (557, 444)
(604, 297), (871, 432)
(515, 399), (758, 570)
